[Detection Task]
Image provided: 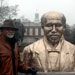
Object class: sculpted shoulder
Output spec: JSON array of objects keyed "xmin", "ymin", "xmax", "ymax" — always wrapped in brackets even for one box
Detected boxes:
[
  {"xmin": 64, "ymin": 40, "xmax": 75, "ymax": 47},
  {"xmin": 63, "ymin": 40, "xmax": 75, "ymax": 53},
  {"xmin": 23, "ymin": 38, "xmax": 44, "ymax": 52}
]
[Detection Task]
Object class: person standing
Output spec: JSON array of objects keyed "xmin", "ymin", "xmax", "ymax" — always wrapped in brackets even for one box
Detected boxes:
[{"xmin": 0, "ymin": 19, "xmax": 37, "ymax": 75}]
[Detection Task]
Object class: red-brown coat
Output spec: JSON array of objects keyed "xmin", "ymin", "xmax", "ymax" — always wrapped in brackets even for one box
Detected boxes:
[{"xmin": 0, "ymin": 35, "xmax": 29, "ymax": 75}]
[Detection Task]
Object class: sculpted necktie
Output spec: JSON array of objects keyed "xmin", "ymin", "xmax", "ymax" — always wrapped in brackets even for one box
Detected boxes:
[{"xmin": 48, "ymin": 51, "xmax": 60, "ymax": 72}]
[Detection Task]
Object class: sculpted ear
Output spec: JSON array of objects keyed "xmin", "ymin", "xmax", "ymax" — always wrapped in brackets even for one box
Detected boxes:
[{"xmin": 63, "ymin": 24, "xmax": 66, "ymax": 32}]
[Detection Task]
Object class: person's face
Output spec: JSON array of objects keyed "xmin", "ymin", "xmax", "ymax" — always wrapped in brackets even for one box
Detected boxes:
[
  {"xmin": 2, "ymin": 28, "xmax": 16, "ymax": 39},
  {"xmin": 42, "ymin": 19, "xmax": 65, "ymax": 44}
]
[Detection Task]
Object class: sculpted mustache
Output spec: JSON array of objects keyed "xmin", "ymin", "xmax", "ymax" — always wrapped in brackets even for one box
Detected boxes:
[{"xmin": 47, "ymin": 34, "xmax": 60, "ymax": 36}]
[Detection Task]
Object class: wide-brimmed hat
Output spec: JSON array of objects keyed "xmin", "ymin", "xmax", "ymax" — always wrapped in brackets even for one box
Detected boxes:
[{"xmin": 0, "ymin": 19, "xmax": 18, "ymax": 31}]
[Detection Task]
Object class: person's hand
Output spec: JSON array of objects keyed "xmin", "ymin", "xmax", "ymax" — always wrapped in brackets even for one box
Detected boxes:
[{"xmin": 26, "ymin": 67, "xmax": 37, "ymax": 75}]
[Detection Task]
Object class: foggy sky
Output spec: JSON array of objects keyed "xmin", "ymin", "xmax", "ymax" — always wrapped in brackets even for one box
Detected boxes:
[{"xmin": 8, "ymin": 0, "xmax": 75, "ymax": 26}]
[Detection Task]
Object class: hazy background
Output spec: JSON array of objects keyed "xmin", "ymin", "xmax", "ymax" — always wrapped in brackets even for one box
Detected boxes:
[{"xmin": 7, "ymin": 0, "xmax": 75, "ymax": 25}]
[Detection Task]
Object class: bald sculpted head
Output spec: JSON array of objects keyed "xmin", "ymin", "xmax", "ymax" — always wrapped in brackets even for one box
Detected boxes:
[
  {"xmin": 41, "ymin": 11, "xmax": 66, "ymax": 28},
  {"xmin": 41, "ymin": 11, "xmax": 66, "ymax": 45}
]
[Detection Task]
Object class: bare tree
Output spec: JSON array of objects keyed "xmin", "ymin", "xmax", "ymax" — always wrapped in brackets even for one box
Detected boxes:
[
  {"xmin": 13, "ymin": 19, "xmax": 25, "ymax": 45},
  {"xmin": 0, "ymin": 0, "xmax": 18, "ymax": 22}
]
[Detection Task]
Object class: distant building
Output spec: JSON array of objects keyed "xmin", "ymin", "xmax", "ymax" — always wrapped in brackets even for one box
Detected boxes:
[
  {"xmin": 22, "ymin": 13, "xmax": 44, "ymax": 46},
  {"xmin": 34, "ymin": 13, "xmax": 39, "ymax": 23}
]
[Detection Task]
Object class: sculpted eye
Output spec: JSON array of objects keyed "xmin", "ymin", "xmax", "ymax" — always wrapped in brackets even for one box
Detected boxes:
[
  {"xmin": 44, "ymin": 23, "xmax": 62, "ymax": 28},
  {"xmin": 45, "ymin": 23, "xmax": 52, "ymax": 27},
  {"xmin": 56, "ymin": 24, "xmax": 62, "ymax": 27}
]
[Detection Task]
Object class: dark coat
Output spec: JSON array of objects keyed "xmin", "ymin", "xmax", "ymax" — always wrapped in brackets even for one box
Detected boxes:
[{"xmin": 0, "ymin": 35, "xmax": 29, "ymax": 75}]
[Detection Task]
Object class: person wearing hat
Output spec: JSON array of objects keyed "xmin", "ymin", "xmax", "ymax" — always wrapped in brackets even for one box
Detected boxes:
[
  {"xmin": 23, "ymin": 11, "xmax": 75, "ymax": 72},
  {"xmin": 0, "ymin": 19, "xmax": 37, "ymax": 75}
]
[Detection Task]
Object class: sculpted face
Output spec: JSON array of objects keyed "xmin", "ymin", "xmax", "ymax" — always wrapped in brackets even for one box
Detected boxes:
[{"xmin": 42, "ymin": 12, "xmax": 66, "ymax": 45}]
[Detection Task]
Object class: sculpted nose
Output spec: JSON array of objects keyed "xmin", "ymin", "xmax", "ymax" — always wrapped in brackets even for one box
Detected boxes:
[{"xmin": 52, "ymin": 25, "xmax": 56, "ymax": 32}]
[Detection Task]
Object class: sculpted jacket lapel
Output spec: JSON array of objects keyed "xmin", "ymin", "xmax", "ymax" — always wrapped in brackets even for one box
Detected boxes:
[
  {"xmin": 60, "ymin": 45, "xmax": 70, "ymax": 71},
  {"xmin": 34, "ymin": 39, "xmax": 48, "ymax": 71},
  {"xmin": 35, "ymin": 48, "xmax": 48, "ymax": 71}
]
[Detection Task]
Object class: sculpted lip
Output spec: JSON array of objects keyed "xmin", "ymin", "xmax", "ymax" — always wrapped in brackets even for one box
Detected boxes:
[
  {"xmin": 51, "ymin": 35, "xmax": 59, "ymax": 36},
  {"xmin": 48, "ymin": 35, "xmax": 60, "ymax": 37},
  {"xmin": 51, "ymin": 36, "xmax": 59, "ymax": 38},
  {"xmin": 48, "ymin": 35, "xmax": 60, "ymax": 39}
]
